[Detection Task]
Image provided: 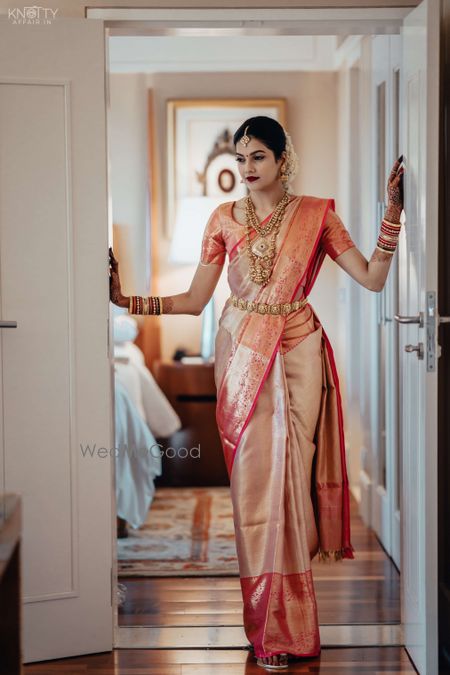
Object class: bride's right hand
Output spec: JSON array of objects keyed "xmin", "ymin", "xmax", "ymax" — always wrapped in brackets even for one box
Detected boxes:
[{"xmin": 109, "ymin": 247, "xmax": 128, "ymax": 308}]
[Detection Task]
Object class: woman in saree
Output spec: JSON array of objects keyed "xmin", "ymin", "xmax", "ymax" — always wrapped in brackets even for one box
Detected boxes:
[{"xmin": 109, "ymin": 116, "xmax": 404, "ymax": 670}]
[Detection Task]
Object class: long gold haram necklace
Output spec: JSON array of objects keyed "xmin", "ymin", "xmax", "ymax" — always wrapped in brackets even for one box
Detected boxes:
[{"xmin": 245, "ymin": 191, "xmax": 290, "ymax": 286}]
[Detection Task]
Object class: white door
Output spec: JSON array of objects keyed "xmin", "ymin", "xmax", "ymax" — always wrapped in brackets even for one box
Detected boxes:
[
  {"xmin": 0, "ymin": 18, "xmax": 115, "ymax": 663},
  {"xmin": 371, "ymin": 34, "xmax": 402, "ymax": 569},
  {"xmin": 371, "ymin": 33, "xmax": 394, "ymax": 557},
  {"xmin": 399, "ymin": 0, "xmax": 440, "ymax": 672}
]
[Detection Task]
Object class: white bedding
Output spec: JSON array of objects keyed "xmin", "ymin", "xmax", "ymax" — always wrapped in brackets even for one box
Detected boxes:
[
  {"xmin": 112, "ymin": 310, "xmax": 181, "ymax": 528},
  {"xmin": 114, "ymin": 379, "xmax": 162, "ymax": 529},
  {"xmin": 114, "ymin": 341, "xmax": 181, "ymax": 438}
]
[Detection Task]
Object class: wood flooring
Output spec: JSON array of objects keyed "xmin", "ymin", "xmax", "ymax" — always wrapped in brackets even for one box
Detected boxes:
[
  {"xmin": 118, "ymin": 494, "xmax": 400, "ymax": 627},
  {"xmin": 23, "ymin": 646, "xmax": 417, "ymax": 673},
  {"xmin": 22, "ymin": 495, "xmax": 410, "ymax": 673}
]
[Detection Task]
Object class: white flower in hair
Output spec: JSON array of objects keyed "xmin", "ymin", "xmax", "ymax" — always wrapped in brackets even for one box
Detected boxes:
[{"xmin": 283, "ymin": 131, "xmax": 299, "ymax": 184}]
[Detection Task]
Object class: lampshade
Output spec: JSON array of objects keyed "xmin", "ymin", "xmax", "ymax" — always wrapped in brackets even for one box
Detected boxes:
[{"xmin": 169, "ymin": 196, "xmax": 222, "ymax": 264}]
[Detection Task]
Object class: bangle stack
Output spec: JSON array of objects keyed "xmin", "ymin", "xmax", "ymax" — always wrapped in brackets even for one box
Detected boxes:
[
  {"xmin": 376, "ymin": 217, "xmax": 402, "ymax": 255},
  {"xmin": 128, "ymin": 296, "xmax": 164, "ymax": 315}
]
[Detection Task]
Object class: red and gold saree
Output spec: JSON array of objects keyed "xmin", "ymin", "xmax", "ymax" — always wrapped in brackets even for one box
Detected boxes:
[{"xmin": 201, "ymin": 195, "xmax": 355, "ymax": 659}]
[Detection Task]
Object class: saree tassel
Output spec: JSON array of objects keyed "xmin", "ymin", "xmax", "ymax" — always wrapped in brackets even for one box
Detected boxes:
[{"xmin": 317, "ymin": 546, "xmax": 355, "ymax": 562}]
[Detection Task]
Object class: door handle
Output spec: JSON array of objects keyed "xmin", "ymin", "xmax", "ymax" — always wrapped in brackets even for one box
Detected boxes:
[
  {"xmin": 405, "ymin": 343, "xmax": 424, "ymax": 359},
  {"xmin": 394, "ymin": 312, "xmax": 424, "ymax": 328},
  {"xmin": 0, "ymin": 321, "xmax": 17, "ymax": 328}
]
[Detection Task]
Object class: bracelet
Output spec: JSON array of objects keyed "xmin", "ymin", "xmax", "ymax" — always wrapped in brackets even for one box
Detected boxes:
[
  {"xmin": 375, "ymin": 245, "xmax": 395, "ymax": 255},
  {"xmin": 382, "ymin": 217, "xmax": 402, "ymax": 229},
  {"xmin": 377, "ymin": 217, "xmax": 402, "ymax": 255},
  {"xmin": 128, "ymin": 295, "xmax": 164, "ymax": 315}
]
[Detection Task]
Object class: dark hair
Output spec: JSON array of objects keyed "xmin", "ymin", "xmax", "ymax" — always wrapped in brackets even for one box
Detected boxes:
[{"xmin": 233, "ymin": 116, "xmax": 286, "ymax": 160}]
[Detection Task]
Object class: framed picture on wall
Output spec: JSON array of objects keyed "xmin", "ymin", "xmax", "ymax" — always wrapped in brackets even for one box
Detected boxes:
[{"xmin": 166, "ymin": 98, "xmax": 286, "ymax": 238}]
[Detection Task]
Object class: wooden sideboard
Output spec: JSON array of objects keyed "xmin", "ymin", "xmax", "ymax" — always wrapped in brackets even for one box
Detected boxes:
[{"xmin": 153, "ymin": 360, "xmax": 229, "ymax": 487}]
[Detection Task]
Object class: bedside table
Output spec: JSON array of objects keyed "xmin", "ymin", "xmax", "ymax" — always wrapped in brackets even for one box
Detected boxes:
[{"xmin": 153, "ymin": 360, "xmax": 229, "ymax": 487}]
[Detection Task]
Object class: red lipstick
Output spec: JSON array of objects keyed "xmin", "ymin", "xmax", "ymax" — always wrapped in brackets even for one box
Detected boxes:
[{"xmin": 246, "ymin": 177, "xmax": 259, "ymax": 183}]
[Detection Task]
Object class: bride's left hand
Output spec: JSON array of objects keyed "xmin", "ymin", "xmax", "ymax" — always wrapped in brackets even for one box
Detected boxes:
[{"xmin": 386, "ymin": 156, "xmax": 404, "ymax": 220}]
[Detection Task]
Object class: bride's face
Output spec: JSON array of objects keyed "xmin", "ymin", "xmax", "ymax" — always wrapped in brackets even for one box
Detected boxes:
[{"xmin": 235, "ymin": 137, "xmax": 284, "ymax": 192}]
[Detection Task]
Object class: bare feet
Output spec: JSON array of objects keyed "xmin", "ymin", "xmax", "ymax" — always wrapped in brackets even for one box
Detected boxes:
[{"xmin": 256, "ymin": 653, "xmax": 288, "ymax": 669}]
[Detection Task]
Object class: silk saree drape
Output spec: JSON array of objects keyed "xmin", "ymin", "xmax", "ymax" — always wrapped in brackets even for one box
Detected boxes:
[{"xmin": 201, "ymin": 195, "xmax": 355, "ymax": 658}]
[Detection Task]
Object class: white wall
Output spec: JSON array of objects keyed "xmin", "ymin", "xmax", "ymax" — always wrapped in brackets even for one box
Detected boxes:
[
  {"xmin": 108, "ymin": 72, "xmax": 150, "ymax": 293},
  {"xmin": 335, "ymin": 36, "xmax": 382, "ymax": 503},
  {"xmin": 0, "ymin": 0, "xmax": 419, "ymax": 19}
]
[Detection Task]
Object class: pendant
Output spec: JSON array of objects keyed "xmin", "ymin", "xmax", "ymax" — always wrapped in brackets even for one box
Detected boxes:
[{"xmin": 251, "ymin": 237, "xmax": 270, "ymax": 258}]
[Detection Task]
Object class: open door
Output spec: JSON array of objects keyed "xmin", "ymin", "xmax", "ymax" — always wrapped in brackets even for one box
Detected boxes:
[
  {"xmin": 398, "ymin": 0, "xmax": 440, "ymax": 672},
  {"xmin": 0, "ymin": 18, "xmax": 114, "ymax": 662}
]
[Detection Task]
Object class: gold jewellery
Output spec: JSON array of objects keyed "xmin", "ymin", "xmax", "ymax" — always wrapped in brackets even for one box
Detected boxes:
[
  {"xmin": 376, "ymin": 218, "xmax": 402, "ymax": 255},
  {"xmin": 128, "ymin": 296, "xmax": 163, "ymax": 315},
  {"xmin": 240, "ymin": 126, "xmax": 251, "ymax": 146},
  {"xmin": 230, "ymin": 294, "xmax": 308, "ymax": 316},
  {"xmin": 245, "ymin": 191, "xmax": 290, "ymax": 286}
]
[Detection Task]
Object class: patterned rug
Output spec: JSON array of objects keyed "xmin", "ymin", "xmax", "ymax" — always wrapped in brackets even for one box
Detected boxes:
[{"xmin": 117, "ymin": 486, "xmax": 239, "ymax": 577}]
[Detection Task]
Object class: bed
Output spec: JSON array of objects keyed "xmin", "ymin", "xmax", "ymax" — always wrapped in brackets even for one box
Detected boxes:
[{"xmin": 113, "ymin": 309, "xmax": 181, "ymax": 530}]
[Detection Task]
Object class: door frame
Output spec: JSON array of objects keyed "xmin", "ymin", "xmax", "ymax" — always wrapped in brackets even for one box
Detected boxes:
[{"xmin": 88, "ymin": 3, "xmax": 438, "ymax": 667}]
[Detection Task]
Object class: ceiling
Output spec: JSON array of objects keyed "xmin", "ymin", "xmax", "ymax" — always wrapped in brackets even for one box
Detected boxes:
[{"xmin": 108, "ymin": 35, "xmax": 341, "ymax": 73}]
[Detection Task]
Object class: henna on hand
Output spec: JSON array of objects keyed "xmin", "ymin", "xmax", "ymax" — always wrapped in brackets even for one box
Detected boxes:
[
  {"xmin": 386, "ymin": 156, "xmax": 404, "ymax": 216},
  {"xmin": 109, "ymin": 247, "xmax": 127, "ymax": 307}
]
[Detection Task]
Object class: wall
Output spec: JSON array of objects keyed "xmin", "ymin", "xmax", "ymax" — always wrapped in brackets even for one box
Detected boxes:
[
  {"xmin": 0, "ymin": 0, "xmax": 420, "ymax": 19},
  {"xmin": 335, "ymin": 35, "xmax": 383, "ymax": 503},
  {"xmin": 108, "ymin": 73, "xmax": 150, "ymax": 292},
  {"xmin": 108, "ymin": 69, "xmax": 345, "ymax": 362}
]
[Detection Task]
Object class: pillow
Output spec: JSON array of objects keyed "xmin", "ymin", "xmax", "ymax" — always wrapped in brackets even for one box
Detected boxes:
[{"xmin": 113, "ymin": 312, "xmax": 138, "ymax": 344}]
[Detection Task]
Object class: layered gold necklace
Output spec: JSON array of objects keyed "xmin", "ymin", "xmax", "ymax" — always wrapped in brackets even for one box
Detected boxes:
[{"xmin": 245, "ymin": 191, "xmax": 290, "ymax": 286}]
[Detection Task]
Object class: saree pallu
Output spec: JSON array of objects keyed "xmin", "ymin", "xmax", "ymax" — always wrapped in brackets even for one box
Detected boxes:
[{"xmin": 203, "ymin": 195, "xmax": 355, "ymax": 659}]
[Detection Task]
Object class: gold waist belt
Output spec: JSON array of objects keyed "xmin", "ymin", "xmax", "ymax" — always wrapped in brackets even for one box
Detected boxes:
[{"xmin": 230, "ymin": 294, "xmax": 309, "ymax": 316}]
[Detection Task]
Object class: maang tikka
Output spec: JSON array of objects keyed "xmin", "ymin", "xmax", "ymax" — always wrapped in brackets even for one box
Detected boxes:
[{"xmin": 240, "ymin": 126, "xmax": 251, "ymax": 147}]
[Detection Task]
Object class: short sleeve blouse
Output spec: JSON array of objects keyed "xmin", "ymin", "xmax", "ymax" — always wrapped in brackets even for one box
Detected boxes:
[
  {"xmin": 320, "ymin": 208, "xmax": 356, "ymax": 261},
  {"xmin": 200, "ymin": 206, "xmax": 226, "ymax": 265}
]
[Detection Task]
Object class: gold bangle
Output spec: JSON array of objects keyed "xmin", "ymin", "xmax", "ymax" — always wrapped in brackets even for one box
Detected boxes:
[
  {"xmin": 128, "ymin": 296, "xmax": 133, "ymax": 314},
  {"xmin": 382, "ymin": 218, "xmax": 401, "ymax": 228},
  {"xmin": 376, "ymin": 245, "xmax": 395, "ymax": 255},
  {"xmin": 159, "ymin": 296, "xmax": 164, "ymax": 315},
  {"xmin": 378, "ymin": 232, "xmax": 400, "ymax": 242}
]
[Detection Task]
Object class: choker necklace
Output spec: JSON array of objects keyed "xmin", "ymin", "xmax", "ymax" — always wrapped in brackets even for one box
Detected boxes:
[{"xmin": 245, "ymin": 191, "xmax": 290, "ymax": 286}]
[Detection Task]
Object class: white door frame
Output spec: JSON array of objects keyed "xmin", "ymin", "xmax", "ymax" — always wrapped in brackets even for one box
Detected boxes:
[{"xmin": 88, "ymin": 5, "xmax": 438, "ymax": 671}]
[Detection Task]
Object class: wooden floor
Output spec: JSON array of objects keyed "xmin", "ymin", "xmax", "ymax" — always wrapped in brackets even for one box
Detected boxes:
[
  {"xmin": 23, "ymin": 646, "xmax": 417, "ymax": 673},
  {"xmin": 119, "ymin": 495, "xmax": 400, "ymax": 626},
  {"xmin": 23, "ymin": 496, "xmax": 407, "ymax": 673}
]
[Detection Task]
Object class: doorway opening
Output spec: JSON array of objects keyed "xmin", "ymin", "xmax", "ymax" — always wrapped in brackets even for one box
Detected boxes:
[{"xmin": 94, "ymin": 7, "xmax": 438, "ymax": 671}]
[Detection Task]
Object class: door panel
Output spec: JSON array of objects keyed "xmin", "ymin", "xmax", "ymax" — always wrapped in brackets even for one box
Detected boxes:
[
  {"xmin": 400, "ymin": 0, "xmax": 439, "ymax": 672},
  {"xmin": 0, "ymin": 19, "xmax": 114, "ymax": 662}
]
